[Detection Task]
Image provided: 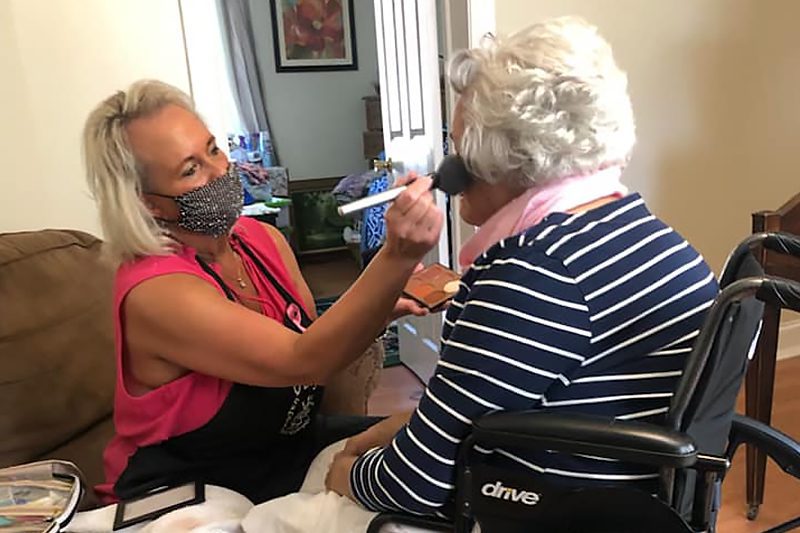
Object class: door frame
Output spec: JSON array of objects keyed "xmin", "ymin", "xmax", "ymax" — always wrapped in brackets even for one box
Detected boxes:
[
  {"xmin": 375, "ymin": 0, "xmax": 495, "ymax": 383},
  {"xmin": 441, "ymin": 0, "xmax": 496, "ymax": 265}
]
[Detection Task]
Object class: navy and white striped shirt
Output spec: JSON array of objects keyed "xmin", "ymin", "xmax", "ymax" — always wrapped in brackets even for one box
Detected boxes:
[{"xmin": 350, "ymin": 194, "xmax": 718, "ymax": 516}]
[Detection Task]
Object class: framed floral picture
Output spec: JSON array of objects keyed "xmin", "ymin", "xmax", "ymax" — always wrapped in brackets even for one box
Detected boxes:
[{"xmin": 270, "ymin": 0, "xmax": 358, "ymax": 72}]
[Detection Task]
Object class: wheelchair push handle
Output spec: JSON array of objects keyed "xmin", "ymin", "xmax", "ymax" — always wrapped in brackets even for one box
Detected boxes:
[
  {"xmin": 762, "ymin": 231, "xmax": 800, "ymax": 258},
  {"xmin": 719, "ymin": 231, "xmax": 800, "ymax": 288},
  {"xmin": 757, "ymin": 277, "xmax": 800, "ymax": 312}
]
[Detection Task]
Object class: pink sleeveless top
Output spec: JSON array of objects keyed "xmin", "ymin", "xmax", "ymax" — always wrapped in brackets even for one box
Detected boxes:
[{"xmin": 96, "ymin": 217, "xmax": 309, "ymax": 502}]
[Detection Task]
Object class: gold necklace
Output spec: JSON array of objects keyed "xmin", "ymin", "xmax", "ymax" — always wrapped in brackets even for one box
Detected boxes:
[{"xmin": 233, "ymin": 253, "xmax": 247, "ymax": 289}]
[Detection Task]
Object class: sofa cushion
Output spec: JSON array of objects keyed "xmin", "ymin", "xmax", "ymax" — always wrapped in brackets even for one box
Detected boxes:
[
  {"xmin": 0, "ymin": 230, "xmax": 114, "ymax": 477},
  {"xmin": 46, "ymin": 416, "xmax": 115, "ymax": 496}
]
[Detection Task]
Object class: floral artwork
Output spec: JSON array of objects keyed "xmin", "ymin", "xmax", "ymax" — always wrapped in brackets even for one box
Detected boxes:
[{"xmin": 270, "ymin": 0, "xmax": 358, "ymax": 72}]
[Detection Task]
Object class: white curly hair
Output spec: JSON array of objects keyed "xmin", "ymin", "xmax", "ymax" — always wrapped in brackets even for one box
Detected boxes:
[{"xmin": 449, "ymin": 16, "xmax": 636, "ymax": 187}]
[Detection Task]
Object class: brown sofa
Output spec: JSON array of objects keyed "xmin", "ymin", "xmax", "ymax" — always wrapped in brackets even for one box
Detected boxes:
[{"xmin": 0, "ymin": 229, "xmax": 382, "ymax": 493}]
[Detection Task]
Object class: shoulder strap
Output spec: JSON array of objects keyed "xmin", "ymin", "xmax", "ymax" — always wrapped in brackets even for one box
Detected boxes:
[
  {"xmin": 234, "ymin": 235, "xmax": 309, "ymax": 315},
  {"xmin": 195, "ymin": 255, "xmax": 237, "ymax": 302},
  {"xmin": 194, "ymin": 236, "xmax": 312, "ymax": 326}
]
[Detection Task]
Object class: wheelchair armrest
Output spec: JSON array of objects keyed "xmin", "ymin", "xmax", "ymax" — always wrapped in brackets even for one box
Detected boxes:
[
  {"xmin": 472, "ymin": 411, "xmax": 697, "ymax": 468},
  {"xmin": 728, "ymin": 414, "xmax": 800, "ymax": 479},
  {"xmin": 366, "ymin": 513, "xmax": 450, "ymax": 533}
]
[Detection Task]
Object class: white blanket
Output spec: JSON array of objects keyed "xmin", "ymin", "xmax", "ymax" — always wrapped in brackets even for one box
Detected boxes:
[
  {"xmin": 241, "ymin": 440, "xmax": 437, "ymax": 533},
  {"xmin": 66, "ymin": 441, "xmax": 439, "ymax": 533}
]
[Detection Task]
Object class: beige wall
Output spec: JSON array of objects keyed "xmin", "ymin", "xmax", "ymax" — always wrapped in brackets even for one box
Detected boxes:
[
  {"xmin": 0, "ymin": 0, "xmax": 191, "ymax": 237},
  {"xmin": 495, "ymin": 0, "xmax": 800, "ymax": 273}
]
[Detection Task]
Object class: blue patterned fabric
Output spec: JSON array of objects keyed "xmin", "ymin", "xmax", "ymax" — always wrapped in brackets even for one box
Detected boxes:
[{"xmin": 360, "ymin": 174, "xmax": 390, "ymax": 254}]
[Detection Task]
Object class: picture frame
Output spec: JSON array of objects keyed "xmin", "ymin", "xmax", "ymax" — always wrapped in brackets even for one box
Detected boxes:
[{"xmin": 269, "ymin": 0, "xmax": 358, "ymax": 73}]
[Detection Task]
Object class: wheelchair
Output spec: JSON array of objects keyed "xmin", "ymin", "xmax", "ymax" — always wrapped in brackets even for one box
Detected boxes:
[{"xmin": 368, "ymin": 232, "xmax": 800, "ymax": 533}]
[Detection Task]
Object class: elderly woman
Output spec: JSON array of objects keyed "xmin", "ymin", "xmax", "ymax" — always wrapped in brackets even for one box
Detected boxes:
[
  {"xmin": 82, "ymin": 80, "xmax": 443, "ymax": 504},
  {"xmin": 325, "ymin": 17, "xmax": 718, "ymax": 518}
]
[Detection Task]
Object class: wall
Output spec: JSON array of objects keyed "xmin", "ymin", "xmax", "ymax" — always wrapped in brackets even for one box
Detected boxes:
[
  {"xmin": 247, "ymin": 0, "xmax": 379, "ymax": 180},
  {"xmin": 0, "ymin": 0, "xmax": 191, "ymax": 236},
  {"xmin": 495, "ymin": 0, "xmax": 800, "ymax": 356}
]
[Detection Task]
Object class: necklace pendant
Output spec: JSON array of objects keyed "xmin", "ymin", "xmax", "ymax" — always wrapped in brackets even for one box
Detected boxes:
[{"xmin": 237, "ymin": 278, "xmax": 247, "ymax": 289}]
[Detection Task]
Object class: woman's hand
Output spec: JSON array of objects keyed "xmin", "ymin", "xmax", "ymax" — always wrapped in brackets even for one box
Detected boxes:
[
  {"xmin": 382, "ymin": 174, "xmax": 443, "ymax": 265},
  {"xmin": 343, "ymin": 411, "xmax": 414, "ymax": 457},
  {"xmin": 325, "ymin": 450, "xmax": 357, "ymax": 500},
  {"xmin": 327, "ymin": 412, "xmax": 414, "ymax": 498},
  {"xmin": 389, "ymin": 297, "xmax": 429, "ymax": 322},
  {"xmin": 388, "ymin": 263, "xmax": 428, "ymax": 321}
]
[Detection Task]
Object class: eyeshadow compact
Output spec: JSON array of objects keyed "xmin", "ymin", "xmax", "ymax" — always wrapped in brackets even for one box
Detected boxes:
[{"xmin": 402, "ymin": 263, "xmax": 462, "ymax": 310}]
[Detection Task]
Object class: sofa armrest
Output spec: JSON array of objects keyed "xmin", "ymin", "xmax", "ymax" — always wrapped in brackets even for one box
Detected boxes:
[
  {"xmin": 472, "ymin": 411, "xmax": 697, "ymax": 468},
  {"xmin": 728, "ymin": 414, "xmax": 800, "ymax": 479}
]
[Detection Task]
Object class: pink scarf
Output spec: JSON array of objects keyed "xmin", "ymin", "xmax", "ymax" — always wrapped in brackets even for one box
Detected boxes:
[{"xmin": 458, "ymin": 166, "xmax": 628, "ymax": 270}]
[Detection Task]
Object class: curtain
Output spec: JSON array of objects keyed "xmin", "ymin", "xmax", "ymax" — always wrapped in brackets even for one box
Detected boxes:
[{"xmin": 217, "ymin": 0, "xmax": 279, "ymax": 164}]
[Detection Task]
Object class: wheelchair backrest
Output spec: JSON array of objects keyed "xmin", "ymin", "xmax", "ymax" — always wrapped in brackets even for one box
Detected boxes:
[
  {"xmin": 677, "ymin": 252, "xmax": 764, "ymax": 455},
  {"xmin": 669, "ymin": 232, "xmax": 800, "ymax": 454},
  {"xmin": 664, "ymin": 232, "xmax": 800, "ymax": 523}
]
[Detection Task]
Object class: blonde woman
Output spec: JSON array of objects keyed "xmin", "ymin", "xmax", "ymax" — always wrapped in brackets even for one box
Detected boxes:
[{"xmin": 83, "ymin": 80, "xmax": 442, "ymax": 504}]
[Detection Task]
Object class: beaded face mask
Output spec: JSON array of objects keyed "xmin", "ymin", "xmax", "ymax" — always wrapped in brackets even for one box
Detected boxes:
[{"xmin": 149, "ymin": 164, "xmax": 244, "ymax": 237}]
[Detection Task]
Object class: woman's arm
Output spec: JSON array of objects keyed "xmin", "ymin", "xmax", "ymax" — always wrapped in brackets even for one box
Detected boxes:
[{"xmin": 125, "ymin": 176, "xmax": 443, "ymax": 388}]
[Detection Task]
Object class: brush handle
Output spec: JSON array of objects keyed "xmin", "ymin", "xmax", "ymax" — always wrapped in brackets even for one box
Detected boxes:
[{"xmin": 337, "ymin": 186, "xmax": 406, "ymax": 216}]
